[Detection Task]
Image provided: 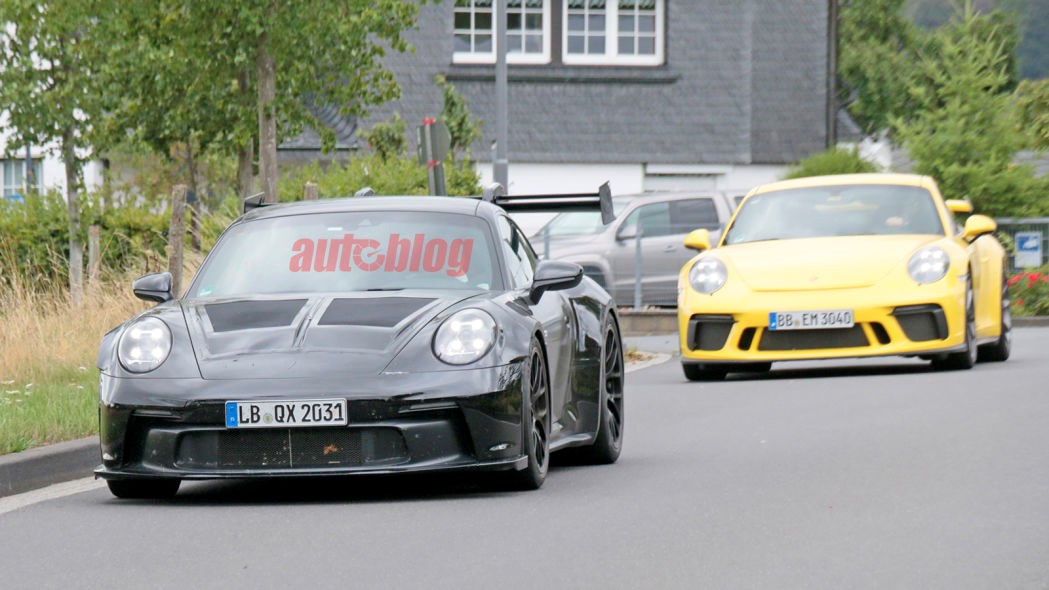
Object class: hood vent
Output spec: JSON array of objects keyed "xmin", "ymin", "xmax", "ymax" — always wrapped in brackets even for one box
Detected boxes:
[
  {"xmin": 205, "ymin": 299, "xmax": 307, "ymax": 332},
  {"xmin": 319, "ymin": 297, "xmax": 435, "ymax": 328}
]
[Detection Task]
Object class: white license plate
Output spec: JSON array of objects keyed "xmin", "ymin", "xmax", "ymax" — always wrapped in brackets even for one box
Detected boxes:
[
  {"xmin": 768, "ymin": 309, "xmax": 854, "ymax": 331},
  {"xmin": 224, "ymin": 399, "xmax": 348, "ymax": 429}
]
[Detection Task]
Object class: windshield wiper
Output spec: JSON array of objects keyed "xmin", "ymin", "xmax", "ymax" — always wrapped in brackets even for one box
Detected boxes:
[{"xmin": 364, "ymin": 287, "xmax": 405, "ymax": 291}]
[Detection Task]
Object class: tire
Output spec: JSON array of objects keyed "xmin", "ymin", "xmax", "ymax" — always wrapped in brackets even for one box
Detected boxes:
[
  {"xmin": 682, "ymin": 362, "xmax": 728, "ymax": 381},
  {"xmin": 504, "ymin": 337, "xmax": 551, "ymax": 490},
  {"xmin": 575, "ymin": 317, "xmax": 625, "ymax": 465},
  {"xmin": 106, "ymin": 478, "xmax": 180, "ymax": 499},
  {"xmin": 932, "ymin": 276, "xmax": 977, "ymax": 371},
  {"xmin": 978, "ymin": 272, "xmax": 1012, "ymax": 362}
]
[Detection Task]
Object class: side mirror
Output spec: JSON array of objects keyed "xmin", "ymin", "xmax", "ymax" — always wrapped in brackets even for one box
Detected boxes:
[
  {"xmin": 133, "ymin": 272, "xmax": 174, "ymax": 303},
  {"xmin": 529, "ymin": 261, "xmax": 583, "ymax": 304},
  {"xmin": 683, "ymin": 228, "xmax": 712, "ymax": 251},
  {"xmin": 616, "ymin": 225, "xmax": 638, "ymax": 241},
  {"xmin": 946, "ymin": 199, "xmax": 973, "ymax": 214},
  {"xmin": 962, "ymin": 214, "xmax": 996, "ymax": 242}
]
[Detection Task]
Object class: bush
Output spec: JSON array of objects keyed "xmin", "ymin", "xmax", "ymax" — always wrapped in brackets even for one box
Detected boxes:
[
  {"xmin": 277, "ymin": 153, "xmax": 481, "ymax": 200},
  {"xmin": 1008, "ymin": 267, "xmax": 1049, "ymax": 317},
  {"xmin": 783, "ymin": 147, "xmax": 879, "ymax": 180}
]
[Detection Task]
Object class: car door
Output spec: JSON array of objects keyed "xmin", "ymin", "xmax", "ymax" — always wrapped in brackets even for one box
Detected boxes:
[
  {"xmin": 497, "ymin": 216, "xmax": 575, "ymax": 437},
  {"xmin": 611, "ymin": 197, "xmax": 725, "ymax": 306}
]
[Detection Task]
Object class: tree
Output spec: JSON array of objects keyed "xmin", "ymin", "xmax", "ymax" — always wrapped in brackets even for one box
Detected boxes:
[
  {"xmin": 1015, "ymin": 79, "xmax": 1049, "ymax": 149},
  {"xmin": 893, "ymin": 4, "xmax": 1038, "ymax": 215},
  {"xmin": 784, "ymin": 147, "xmax": 878, "ymax": 180},
  {"xmin": 0, "ymin": 0, "xmax": 108, "ymax": 304},
  {"xmin": 838, "ymin": 0, "xmax": 923, "ymax": 135},
  {"xmin": 436, "ymin": 74, "xmax": 483, "ymax": 159},
  {"xmin": 97, "ymin": 1, "xmax": 425, "ymax": 204}
]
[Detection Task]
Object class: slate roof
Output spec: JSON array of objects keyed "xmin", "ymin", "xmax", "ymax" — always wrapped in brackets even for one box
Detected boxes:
[{"xmin": 283, "ymin": 1, "xmax": 833, "ymax": 166}]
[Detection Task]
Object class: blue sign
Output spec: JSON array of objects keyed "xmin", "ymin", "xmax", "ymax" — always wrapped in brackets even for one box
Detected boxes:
[{"xmin": 1015, "ymin": 231, "xmax": 1043, "ymax": 268}]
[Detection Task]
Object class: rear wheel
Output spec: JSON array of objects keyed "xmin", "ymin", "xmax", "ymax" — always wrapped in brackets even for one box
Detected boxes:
[
  {"xmin": 932, "ymin": 277, "xmax": 977, "ymax": 371},
  {"xmin": 978, "ymin": 272, "xmax": 1012, "ymax": 362},
  {"xmin": 576, "ymin": 318, "xmax": 624, "ymax": 464},
  {"xmin": 504, "ymin": 337, "xmax": 550, "ymax": 490},
  {"xmin": 106, "ymin": 478, "xmax": 180, "ymax": 499},
  {"xmin": 682, "ymin": 362, "xmax": 728, "ymax": 381}
]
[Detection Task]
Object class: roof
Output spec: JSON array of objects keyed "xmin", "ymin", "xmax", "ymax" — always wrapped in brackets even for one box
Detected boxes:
[
  {"xmin": 750, "ymin": 173, "xmax": 934, "ymax": 195},
  {"xmin": 241, "ymin": 196, "xmax": 485, "ymax": 222}
]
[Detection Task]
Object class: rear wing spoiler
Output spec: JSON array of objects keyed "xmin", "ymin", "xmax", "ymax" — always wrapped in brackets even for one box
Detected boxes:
[{"xmin": 481, "ymin": 182, "xmax": 614, "ymax": 225}]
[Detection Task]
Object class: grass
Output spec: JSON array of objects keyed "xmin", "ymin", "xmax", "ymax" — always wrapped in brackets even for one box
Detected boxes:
[{"xmin": 0, "ymin": 279, "xmax": 149, "ymax": 455}]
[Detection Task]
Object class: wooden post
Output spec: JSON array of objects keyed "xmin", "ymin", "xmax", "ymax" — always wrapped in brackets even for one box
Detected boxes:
[
  {"xmin": 87, "ymin": 225, "xmax": 101, "ymax": 288},
  {"xmin": 168, "ymin": 185, "xmax": 187, "ymax": 297},
  {"xmin": 303, "ymin": 181, "xmax": 318, "ymax": 201}
]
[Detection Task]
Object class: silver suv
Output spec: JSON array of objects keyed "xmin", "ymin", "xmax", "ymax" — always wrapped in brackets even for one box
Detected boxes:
[{"xmin": 529, "ymin": 191, "xmax": 736, "ymax": 307}]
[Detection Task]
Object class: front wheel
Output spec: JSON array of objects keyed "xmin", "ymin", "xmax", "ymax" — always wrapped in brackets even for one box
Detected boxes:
[
  {"xmin": 932, "ymin": 277, "xmax": 977, "ymax": 371},
  {"xmin": 106, "ymin": 478, "xmax": 180, "ymax": 499},
  {"xmin": 575, "ymin": 318, "xmax": 625, "ymax": 464},
  {"xmin": 503, "ymin": 337, "xmax": 551, "ymax": 490},
  {"xmin": 978, "ymin": 271, "xmax": 1012, "ymax": 362}
]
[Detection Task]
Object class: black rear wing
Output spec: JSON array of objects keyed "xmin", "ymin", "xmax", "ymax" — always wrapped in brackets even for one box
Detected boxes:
[{"xmin": 481, "ymin": 182, "xmax": 614, "ymax": 225}]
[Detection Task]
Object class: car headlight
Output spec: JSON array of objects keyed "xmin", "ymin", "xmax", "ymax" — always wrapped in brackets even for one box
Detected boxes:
[
  {"xmin": 117, "ymin": 317, "xmax": 172, "ymax": 373},
  {"xmin": 433, "ymin": 309, "xmax": 497, "ymax": 365},
  {"xmin": 908, "ymin": 246, "xmax": 949, "ymax": 284},
  {"xmin": 688, "ymin": 258, "xmax": 727, "ymax": 294}
]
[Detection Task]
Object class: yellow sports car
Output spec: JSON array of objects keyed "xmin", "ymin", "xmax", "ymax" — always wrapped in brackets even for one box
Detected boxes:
[{"xmin": 677, "ymin": 173, "xmax": 1011, "ymax": 381}]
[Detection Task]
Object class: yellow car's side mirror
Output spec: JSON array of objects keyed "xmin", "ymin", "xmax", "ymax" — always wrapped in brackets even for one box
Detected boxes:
[
  {"xmin": 684, "ymin": 228, "xmax": 712, "ymax": 251},
  {"xmin": 946, "ymin": 199, "xmax": 974, "ymax": 214},
  {"xmin": 962, "ymin": 214, "xmax": 996, "ymax": 242}
]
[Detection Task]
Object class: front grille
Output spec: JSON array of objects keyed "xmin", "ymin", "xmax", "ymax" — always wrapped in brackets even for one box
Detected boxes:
[
  {"xmin": 687, "ymin": 314, "xmax": 734, "ymax": 351},
  {"xmin": 893, "ymin": 304, "xmax": 947, "ymax": 341},
  {"xmin": 176, "ymin": 427, "xmax": 408, "ymax": 470},
  {"xmin": 758, "ymin": 325, "xmax": 869, "ymax": 351}
]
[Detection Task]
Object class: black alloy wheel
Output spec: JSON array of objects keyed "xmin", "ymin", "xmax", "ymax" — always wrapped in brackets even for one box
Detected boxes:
[
  {"xmin": 576, "ymin": 319, "xmax": 625, "ymax": 464},
  {"xmin": 107, "ymin": 478, "xmax": 180, "ymax": 499},
  {"xmin": 505, "ymin": 337, "xmax": 550, "ymax": 490},
  {"xmin": 978, "ymin": 271, "xmax": 1012, "ymax": 362},
  {"xmin": 932, "ymin": 276, "xmax": 977, "ymax": 371}
]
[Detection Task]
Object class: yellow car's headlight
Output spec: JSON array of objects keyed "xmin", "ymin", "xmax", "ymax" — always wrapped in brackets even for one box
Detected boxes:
[
  {"xmin": 688, "ymin": 258, "xmax": 727, "ymax": 294},
  {"xmin": 908, "ymin": 246, "xmax": 949, "ymax": 284}
]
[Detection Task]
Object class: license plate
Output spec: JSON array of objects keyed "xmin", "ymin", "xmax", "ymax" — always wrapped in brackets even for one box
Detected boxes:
[
  {"xmin": 224, "ymin": 399, "xmax": 348, "ymax": 429},
  {"xmin": 768, "ymin": 309, "xmax": 854, "ymax": 331}
]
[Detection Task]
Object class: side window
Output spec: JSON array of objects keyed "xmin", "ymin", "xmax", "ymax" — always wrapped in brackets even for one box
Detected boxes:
[
  {"xmin": 670, "ymin": 198, "xmax": 720, "ymax": 233},
  {"xmin": 621, "ymin": 202, "xmax": 671, "ymax": 238},
  {"xmin": 497, "ymin": 216, "xmax": 537, "ymax": 289}
]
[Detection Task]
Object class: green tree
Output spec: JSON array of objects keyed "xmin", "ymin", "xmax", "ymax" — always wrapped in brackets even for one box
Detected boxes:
[
  {"xmin": 784, "ymin": 147, "xmax": 878, "ymax": 180},
  {"xmin": 436, "ymin": 74, "xmax": 483, "ymax": 159},
  {"xmin": 0, "ymin": 0, "xmax": 109, "ymax": 304},
  {"xmin": 97, "ymin": 0, "xmax": 425, "ymax": 203},
  {"xmin": 361, "ymin": 114, "xmax": 408, "ymax": 162},
  {"xmin": 838, "ymin": 0, "xmax": 923, "ymax": 135},
  {"xmin": 1015, "ymin": 79, "xmax": 1049, "ymax": 149},
  {"xmin": 894, "ymin": 4, "xmax": 1038, "ymax": 215}
]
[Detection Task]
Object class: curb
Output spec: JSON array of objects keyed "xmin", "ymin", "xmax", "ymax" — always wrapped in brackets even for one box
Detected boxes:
[{"xmin": 0, "ymin": 436, "xmax": 99, "ymax": 499}]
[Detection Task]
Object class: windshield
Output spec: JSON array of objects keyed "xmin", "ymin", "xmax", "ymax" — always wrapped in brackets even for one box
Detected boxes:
[
  {"xmin": 531, "ymin": 199, "xmax": 632, "ymax": 238},
  {"xmin": 189, "ymin": 211, "xmax": 499, "ymax": 298},
  {"xmin": 723, "ymin": 185, "xmax": 944, "ymax": 245}
]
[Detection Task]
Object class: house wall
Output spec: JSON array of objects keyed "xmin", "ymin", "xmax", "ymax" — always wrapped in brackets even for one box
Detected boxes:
[{"xmin": 0, "ymin": 115, "xmax": 103, "ymax": 198}]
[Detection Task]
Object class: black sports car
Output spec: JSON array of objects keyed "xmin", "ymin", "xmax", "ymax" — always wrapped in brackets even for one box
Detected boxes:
[{"xmin": 96, "ymin": 186, "xmax": 625, "ymax": 498}]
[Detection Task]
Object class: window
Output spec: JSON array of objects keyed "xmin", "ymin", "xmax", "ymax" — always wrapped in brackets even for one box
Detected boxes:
[
  {"xmin": 670, "ymin": 199, "xmax": 720, "ymax": 233},
  {"xmin": 496, "ymin": 216, "xmax": 537, "ymax": 288},
  {"xmin": 2, "ymin": 159, "xmax": 42, "ymax": 199},
  {"xmin": 454, "ymin": 0, "xmax": 551, "ymax": 65},
  {"xmin": 564, "ymin": 0, "xmax": 664, "ymax": 66},
  {"xmin": 621, "ymin": 202, "xmax": 671, "ymax": 238}
]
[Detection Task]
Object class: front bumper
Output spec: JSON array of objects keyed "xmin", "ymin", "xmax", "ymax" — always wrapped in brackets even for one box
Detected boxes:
[
  {"xmin": 678, "ymin": 282, "xmax": 967, "ymax": 363},
  {"xmin": 96, "ymin": 363, "xmax": 527, "ymax": 480}
]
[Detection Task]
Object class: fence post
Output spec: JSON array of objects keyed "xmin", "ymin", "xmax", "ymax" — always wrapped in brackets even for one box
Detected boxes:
[
  {"xmin": 303, "ymin": 181, "xmax": 318, "ymax": 201},
  {"xmin": 168, "ymin": 185, "xmax": 187, "ymax": 297},
  {"xmin": 87, "ymin": 225, "xmax": 100, "ymax": 288}
]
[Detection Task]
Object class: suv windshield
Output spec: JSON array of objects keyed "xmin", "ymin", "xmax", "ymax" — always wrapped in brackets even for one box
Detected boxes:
[
  {"xmin": 190, "ymin": 211, "xmax": 498, "ymax": 298},
  {"xmin": 532, "ymin": 199, "xmax": 632, "ymax": 238},
  {"xmin": 723, "ymin": 185, "xmax": 944, "ymax": 245}
]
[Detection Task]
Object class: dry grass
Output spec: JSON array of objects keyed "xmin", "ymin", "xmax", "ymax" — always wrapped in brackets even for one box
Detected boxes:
[{"xmin": 0, "ymin": 279, "xmax": 151, "ymax": 454}]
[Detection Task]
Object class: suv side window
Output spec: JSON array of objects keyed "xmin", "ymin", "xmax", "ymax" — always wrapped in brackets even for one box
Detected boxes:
[
  {"xmin": 670, "ymin": 198, "xmax": 720, "ymax": 233},
  {"xmin": 621, "ymin": 202, "xmax": 672, "ymax": 238},
  {"xmin": 497, "ymin": 216, "xmax": 537, "ymax": 289}
]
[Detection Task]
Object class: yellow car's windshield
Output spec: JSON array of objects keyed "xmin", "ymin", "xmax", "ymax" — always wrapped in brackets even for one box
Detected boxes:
[{"xmin": 724, "ymin": 185, "xmax": 944, "ymax": 245}]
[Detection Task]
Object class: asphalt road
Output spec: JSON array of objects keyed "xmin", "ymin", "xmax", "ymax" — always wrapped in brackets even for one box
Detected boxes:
[{"xmin": 3, "ymin": 330, "xmax": 1049, "ymax": 589}]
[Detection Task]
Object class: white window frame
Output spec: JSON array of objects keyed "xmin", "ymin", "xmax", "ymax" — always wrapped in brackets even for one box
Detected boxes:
[
  {"xmin": 1, "ymin": 158, "xmax": 42, "ymax": 197},
  {"xmin": 453, "ymin": 1, "xmax": 552, "ymax": 65},
  {"xmin": 562, "ymin": 0, "xmax": 665, "ymax": 66}
]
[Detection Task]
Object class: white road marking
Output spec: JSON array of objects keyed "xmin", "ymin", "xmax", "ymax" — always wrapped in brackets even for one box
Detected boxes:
[{"xmin": 0, "ymin": 477, "xmax": 104, "ymax": 517}]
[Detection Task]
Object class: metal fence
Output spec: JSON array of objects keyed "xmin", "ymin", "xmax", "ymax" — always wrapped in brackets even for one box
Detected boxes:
[{"xmin": 995, "ymin": 218, "xmax": 1049, "ymax": 273}]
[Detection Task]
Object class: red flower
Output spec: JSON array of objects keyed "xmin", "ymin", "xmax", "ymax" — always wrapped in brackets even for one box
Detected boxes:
[
  {"xmin": 1018, "ymin": 299, "xmax": 1025, "ymax": 306},
  {"xmin": 1008, "ymin": 275, "xmax": 1022, "ymax": 286}
]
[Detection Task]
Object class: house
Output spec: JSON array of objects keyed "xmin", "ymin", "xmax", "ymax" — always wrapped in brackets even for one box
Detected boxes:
[
  {"xmin": 0, "ymin": 114, "xmax": 103, "ymax": 202},
  {"xmin": 283, "ymin": 0, "xmax": 847, "ymax": 196}
]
